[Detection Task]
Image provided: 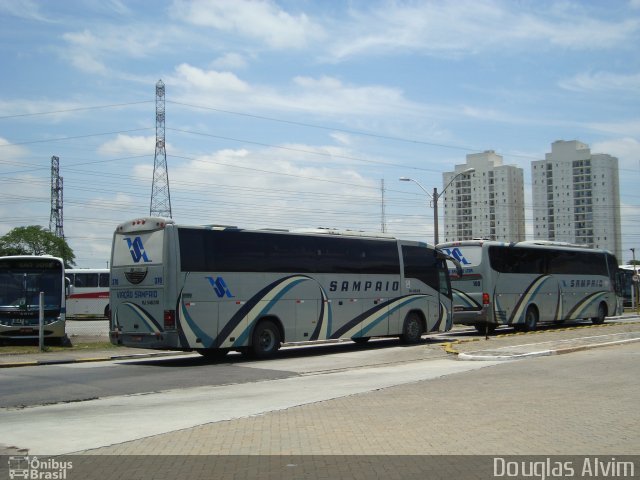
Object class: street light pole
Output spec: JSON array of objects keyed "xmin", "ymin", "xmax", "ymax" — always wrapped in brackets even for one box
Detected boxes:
[
  {"xmin": 432, "ymin": 186, "xmax": 440, "ymax": 245},
  {"xmin": 400, "ymin": 167, "xmax": 474, "ymax": 245}
]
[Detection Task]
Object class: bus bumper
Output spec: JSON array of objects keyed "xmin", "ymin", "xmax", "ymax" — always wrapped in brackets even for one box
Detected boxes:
[
  {"xmin": 110, "ymin": 330, "xmax": 183, "ymax": 350},
  {"xmin": 452, "ymin": 305, "xmax": 491, "ymax": 326}
]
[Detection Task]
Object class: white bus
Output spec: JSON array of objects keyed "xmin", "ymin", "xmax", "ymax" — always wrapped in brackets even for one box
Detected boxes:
[
  {"xmin": 66, "ymin": 268, "xmax": 110, "ymax": 319},
  {"xmin": 619, "ymin": 264, "xmax": 639, "ymax": 308},
  {"xmin": 438, "ymin": 240, "xmax": 621, "ymax": 333},
  {"xmin": 109, "ymin": 218, "xmax": 459, "ymax": 358},
  {"xmin": 0, "ymin": 255, "xmax": 67, "ymax": 343}
]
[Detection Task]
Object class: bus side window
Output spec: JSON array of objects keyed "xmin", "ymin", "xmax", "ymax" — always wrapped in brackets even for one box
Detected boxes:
[{"xmin": 99, "ymin": 273, "xmax": 110, "ymax": 288}]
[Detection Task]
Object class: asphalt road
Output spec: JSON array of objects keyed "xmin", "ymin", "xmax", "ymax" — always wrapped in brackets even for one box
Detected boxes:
[{"xmin": 0, "ymin": 337, "xmax": 448, "ymax": 408}]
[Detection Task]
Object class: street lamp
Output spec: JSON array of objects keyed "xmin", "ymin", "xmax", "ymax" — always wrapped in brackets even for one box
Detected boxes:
[{"xmin": 399, "ymin": 167, "xmax": 475, "ymax": 245}]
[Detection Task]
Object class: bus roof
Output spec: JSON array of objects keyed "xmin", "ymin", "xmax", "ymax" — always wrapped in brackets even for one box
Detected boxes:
[
  {"xmin": 439, "ymin": 239, "xmax": 609, "ymax": 252},
  {"xmin": 115, "ymin": 217, "xmax": 429, "ymax": 244}
]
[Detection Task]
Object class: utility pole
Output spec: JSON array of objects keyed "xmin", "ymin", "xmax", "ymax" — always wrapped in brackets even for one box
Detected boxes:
[
  {"xmin": 150, "ymin": 79, "xmax": 172, "ymax": 218},
  {"xmin": 49, "ymin": 155, "xmax": 64, "ymax": 238},
  {"xmin": 399, "ymin": 167, "xmax": 474, "ymax": 245}
]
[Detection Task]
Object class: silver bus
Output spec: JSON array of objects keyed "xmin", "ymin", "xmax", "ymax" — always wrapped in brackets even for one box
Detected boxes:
[
  {"xmin": 0, "ymin": 255, "xmax": 67, "ymax": 343},
  {"xmin": 438, "ymin": 240, "xmax": 621, "ymax": 333},
  {"xmin": 109, "ymin": 218, "xmax": 458, "ymax": 358}
]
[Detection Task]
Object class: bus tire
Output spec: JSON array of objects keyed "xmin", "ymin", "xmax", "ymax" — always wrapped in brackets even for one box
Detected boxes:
[
  {"xmin": 522, "ymin": 306, "xmax": 538, "ymax": 332},
  {"xmin": 400, "ymin": 313, "xmax": 423, "ymax": 344},
  {"xmin": 251, "ymin": 319, "xmax": 281, "ymax": 358},
  {"xmin": 591, "ymin": 303, "xmax": 607, "ymax": 325}
]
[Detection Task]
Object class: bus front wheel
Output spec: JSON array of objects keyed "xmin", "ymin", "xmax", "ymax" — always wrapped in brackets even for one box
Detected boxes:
[
  {"xmin": 400, "ymin": 313, "xmax": 423, "ymax": 344},
  {"xmin": 251, "ymin": 320, "xmax": 281, "ymax": 358}
]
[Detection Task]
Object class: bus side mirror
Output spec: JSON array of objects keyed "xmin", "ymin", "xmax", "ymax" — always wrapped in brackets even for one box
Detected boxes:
[{"xmin": 65, "ymin": 277, "xmax": 72, "ymax": 298}]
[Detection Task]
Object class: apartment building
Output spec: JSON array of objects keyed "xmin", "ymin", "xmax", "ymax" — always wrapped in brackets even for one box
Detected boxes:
[
  {"xmin": 531, "ymin": 140, "xmax": 621, "ymax": 260},
  {"xmin": 442, "ymin": 150, "xmax": 525, "ymax": 243}
]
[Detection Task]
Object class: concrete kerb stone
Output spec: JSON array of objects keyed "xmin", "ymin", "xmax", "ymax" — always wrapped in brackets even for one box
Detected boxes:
[
  {"xmin": 445, "ymin": 321, "xmax": 640, "ymax": 361},
  {"xmin": 0, "ymin": 350, "xmax": 190, "ymax": 369}
]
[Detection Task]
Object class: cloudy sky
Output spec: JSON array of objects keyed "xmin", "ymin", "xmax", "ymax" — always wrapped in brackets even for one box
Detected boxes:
[{"xmin": 1, "ymin": 0, "xmax": 639, "ymax": 267}]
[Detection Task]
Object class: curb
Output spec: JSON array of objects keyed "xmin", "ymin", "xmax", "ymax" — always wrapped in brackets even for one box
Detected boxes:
[
  {"xmin": 0, "ymin": 351, "xmax": 190, "ymax": 369},
  {"xmin": 443, "ymin": 320, "xmax": 640, "ymax": 361},
  {"xmin": 456, "ymin": 335, "xmax": 640, "ymax": 361}
]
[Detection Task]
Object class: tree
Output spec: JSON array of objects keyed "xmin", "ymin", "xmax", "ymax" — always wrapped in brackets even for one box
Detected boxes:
[{"xmin": 0, "ymin": 226, "xmax": 76, "ymax": 267}]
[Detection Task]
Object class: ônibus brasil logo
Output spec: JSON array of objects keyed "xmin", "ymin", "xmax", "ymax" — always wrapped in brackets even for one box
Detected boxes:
[
  {"xmin": 124, "ymin": 236, "xmax": 151, "ymax": 263},
  {"xmin": 206, "ymin": 276, "xmax": 234, "ymax": 298}
]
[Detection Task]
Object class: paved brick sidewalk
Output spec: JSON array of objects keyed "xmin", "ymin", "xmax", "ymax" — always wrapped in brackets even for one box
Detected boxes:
[{"xmin": 73, "ymin": 325, "xmax": 640, "ymax": 457}]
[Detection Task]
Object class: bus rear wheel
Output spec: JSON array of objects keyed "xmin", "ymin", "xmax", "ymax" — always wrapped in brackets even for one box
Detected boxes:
[
  {"xmin": 251, "ymin": 320, "xmax": 281, "ymax": 358},
  {"xmin": 591, "ymin": 303, "xmax": 607, "ymax": 325},
  {"xmin": 516, "ymin": 306, "xmax": 538, "ymax": 332},
  {"xmin": 400, "ymin": 313, "xmax": 423, "ymax": 344}
]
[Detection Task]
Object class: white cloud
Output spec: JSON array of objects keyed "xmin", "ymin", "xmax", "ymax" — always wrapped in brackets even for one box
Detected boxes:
[
  {"xmin": 591, "ymin": 137, "xmax": 640, "ymax": 171},
  {"xmin": 559, "ymin": 71, "xmax": 640, "ymax": 93},
  {"xmin": 173, "ymin": 63, "xmax": 250, "ymax": 93},
  {"xmin": 169, "ymin": 64, "xmax": 426, "ymax": 120},
  {"xmin": 97, "ymin": 135, "xmax": 156, "ymax": 156},
  {"xmin": 59, "ymin": 24, "xmax": 164, "ymax": 74},
  {"xmin": 0, "ymin": 0, "xmax": 50, "ymax": 21},
  {"xmin": 210, "ymin": 52, "xmax": 249, "ymax": 70},
  {"xmin": 325, "ymin": 1, "xmax": 640, "ymax": 61},
  {"xmin": 170, "ymin": 0, "xmax": 325, "ymax": 49},
  {"xmin": 586, "ymin": 120, "xmax": 640, "ymax": 138},
  {"xmin": 158, "ymin": 142, "xmax": 381, "ymax": 230},
  {"xmin": 0, "ymin": 137, "xmax": 30, "ymax": 160}
]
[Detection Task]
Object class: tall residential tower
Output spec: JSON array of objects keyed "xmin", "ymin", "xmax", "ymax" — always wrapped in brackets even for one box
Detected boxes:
[
  {"xmin": 442, "ymin": 150, "xmax": 525, "ymax": 243},
  {"xmin": 531, "ymin": 140, "xmax": 621, "ymax": 260}
]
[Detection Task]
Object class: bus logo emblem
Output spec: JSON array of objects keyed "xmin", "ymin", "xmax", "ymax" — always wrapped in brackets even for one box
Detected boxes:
[
  {"xmin": 125, "ymin": 237, "xmax": 151, "ymax": 263},
  {"xmin": 206, "ymin": 277, "xmax": 234, "ymax": 298},
  {"xmin": 442, "ymin": 247, "xmax": 471, "ymax": 265}
]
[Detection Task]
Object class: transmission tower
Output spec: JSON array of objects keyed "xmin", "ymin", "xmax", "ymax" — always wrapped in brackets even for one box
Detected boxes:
[
  {"xmin": 49, "ymin": 155, "xmax": 64, "ymax": 238},
  {"xmin": 150, "ymin": 79, "xmax": 172, "ymax": 218},
  {"xmin": 380, "ymin": 179, "xmax": 387, "ymax": 233}
]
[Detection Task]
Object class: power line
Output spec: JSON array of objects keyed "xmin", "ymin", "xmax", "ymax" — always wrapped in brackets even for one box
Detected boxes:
[
  {"xmin": 0, "ymin": 128, "xmax": 154, "ymax": 148},
  {"xmin": 0, "ymin": 101, "xmax": 153, "ymax": 120},
  {"xmin": 166, "ymin": 100, "xmax": 484, "ymax": 153}
]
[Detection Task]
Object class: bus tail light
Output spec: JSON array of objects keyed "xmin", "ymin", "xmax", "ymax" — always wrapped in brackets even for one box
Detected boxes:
[
  {"xmin": 482, "ymin": 293, "xmax": 490, "ymax": 305},
  {"xmin": 164, "ymin": 310, "xmax": 176, "ymax": 330}
]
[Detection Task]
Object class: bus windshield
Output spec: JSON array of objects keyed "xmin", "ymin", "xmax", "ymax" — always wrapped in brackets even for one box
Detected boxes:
[{"xmin": 0, "ymin": 262, "xmax": 63, "ymax": 310}]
